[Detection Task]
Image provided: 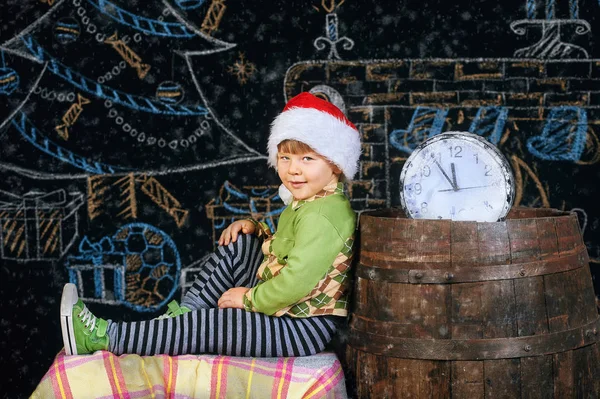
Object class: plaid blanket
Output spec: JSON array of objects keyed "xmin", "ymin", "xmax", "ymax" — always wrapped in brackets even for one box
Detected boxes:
[{"xmin": 31, "ymin": 350, "xmax": 348, "ymax": 399}]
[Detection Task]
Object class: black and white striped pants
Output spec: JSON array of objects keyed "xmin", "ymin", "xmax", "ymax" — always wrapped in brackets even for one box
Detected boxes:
[{"xmin": 106, "ymin": 234, "xmax": 339, "ymax": 357}]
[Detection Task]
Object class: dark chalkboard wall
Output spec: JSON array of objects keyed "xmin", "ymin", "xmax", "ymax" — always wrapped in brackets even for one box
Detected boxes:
[{"xmin": 2, "ymin": 0, "xmax": 600, "ymax": 396}]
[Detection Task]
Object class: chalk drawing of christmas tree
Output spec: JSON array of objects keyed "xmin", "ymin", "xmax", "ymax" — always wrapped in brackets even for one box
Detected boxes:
[{"xmin": 0, "ymin": 0, "xmax": 265, "ymax": 179}]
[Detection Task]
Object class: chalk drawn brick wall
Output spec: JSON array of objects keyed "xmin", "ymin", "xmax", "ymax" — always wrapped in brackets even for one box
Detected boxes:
[{"xmin": 284, "ymin": 59, "xmax": 600, "ymax": 209}]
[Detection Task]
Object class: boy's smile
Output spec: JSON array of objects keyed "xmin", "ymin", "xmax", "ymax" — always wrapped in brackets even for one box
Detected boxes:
[
  {"xmin": 277, "ymin": 151, "xmax": 340, "ymax": 201},
  {"xmin": 289, "ymin": 181, "xmax": 306, "ymax": 189}
]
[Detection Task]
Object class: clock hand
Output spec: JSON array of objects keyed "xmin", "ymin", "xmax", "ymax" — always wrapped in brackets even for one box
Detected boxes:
[
  {"xmin": 437, "ymin": 185, "xmax": 493, "ymax": 192},
  {"xmin": 450, "ymin": 163, "xmax": 458, "ymax": 189},
  {"xmin": 433, "ymin": 159, "xmax": 458, "ymax": 191}
]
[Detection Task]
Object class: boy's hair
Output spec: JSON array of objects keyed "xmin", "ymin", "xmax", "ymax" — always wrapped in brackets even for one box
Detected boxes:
[
  {"xmin": 277, "ymin": 139, "xmax": 315, "ymax": 154},
  {"xmin": 277, "ymin": 139, "xmax": 341, "ymax": 174}
]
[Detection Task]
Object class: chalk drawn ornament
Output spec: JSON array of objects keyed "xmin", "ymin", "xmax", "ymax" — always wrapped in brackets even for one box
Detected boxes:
[
  {"xmin": 53, "ymin": 17, "xmax": 80, "ymax": 45},
  {"xmin": 155, "ymin": 80, "xmax": 185, "ymax": 105},
  {"xmin": 0, "ymin": 67, "xmax": 19, "ymax": 95}
]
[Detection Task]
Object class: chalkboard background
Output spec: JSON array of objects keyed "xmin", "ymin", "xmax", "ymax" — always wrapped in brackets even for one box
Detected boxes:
[{"xmin": 2, "ymin": 0, "xmax": 600, "ymax": 397}]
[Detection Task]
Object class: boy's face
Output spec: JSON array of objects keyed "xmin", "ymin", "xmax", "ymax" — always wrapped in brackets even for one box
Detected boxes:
[{"xmin": 277, "ymin": 150, "xmax": 340, "ymax": 201}]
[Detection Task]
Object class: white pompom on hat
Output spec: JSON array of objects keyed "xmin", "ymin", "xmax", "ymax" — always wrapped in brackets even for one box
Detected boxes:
[{"xmin": 268, "ymin": 92, "xmax": 362, "ymax": 181}]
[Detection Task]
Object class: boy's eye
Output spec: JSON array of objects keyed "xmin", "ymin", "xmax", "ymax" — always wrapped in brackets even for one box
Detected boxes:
[{"xmin": 302, "ymin": 156, "xmax": 314, "ymax": 161}]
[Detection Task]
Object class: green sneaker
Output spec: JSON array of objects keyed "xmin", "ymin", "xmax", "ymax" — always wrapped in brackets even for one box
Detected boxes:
[
  {"xmin": 60, "ymin": 283, "xmax": 109, "ymax": 356},
  {"xmin": 155, "ymin": 300, "xmax": 191, "ymax": 320}
]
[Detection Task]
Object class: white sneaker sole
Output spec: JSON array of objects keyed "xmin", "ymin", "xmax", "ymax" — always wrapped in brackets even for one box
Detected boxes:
[{"xmin": 60, "ymin": 283, "xmax": 79, "ymax": 356}]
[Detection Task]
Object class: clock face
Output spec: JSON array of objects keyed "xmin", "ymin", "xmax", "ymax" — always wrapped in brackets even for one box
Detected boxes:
[{"xmin": 399, "ymin": 132, "xmax": 515, "ymax": 222}]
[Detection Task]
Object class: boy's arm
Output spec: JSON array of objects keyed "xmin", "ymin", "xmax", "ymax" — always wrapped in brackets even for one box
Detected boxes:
[
  {"xmin": 245, "ymin": 218, "xmax": 273, "ymax": 238},
  {"xmin": 218, "ymin": 219, "xmax": 257, "ymax": 246},
  {"xmin": 243, "ymin": 213, "xmax": 343, "ymax": 315}
]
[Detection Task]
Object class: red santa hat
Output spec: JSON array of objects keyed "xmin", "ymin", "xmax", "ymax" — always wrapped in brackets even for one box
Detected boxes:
[{"xmin": 268, "ymin": 92, "xmax": 362, "ymax": 181}]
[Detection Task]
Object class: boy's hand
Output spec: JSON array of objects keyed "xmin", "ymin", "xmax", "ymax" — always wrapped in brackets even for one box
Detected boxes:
[
  {"xmin": 218, "ymin": 287, "xmax": 250, "ymax": 309},
  {"xmin": 218, "ymin": 220, "xmax": 256, "ymax": 246}
]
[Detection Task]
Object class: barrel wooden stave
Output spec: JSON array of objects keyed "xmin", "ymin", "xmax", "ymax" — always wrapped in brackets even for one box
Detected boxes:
[{"xmin": 346, "ymin": 207, "xmax": 600, "ymax": 398}]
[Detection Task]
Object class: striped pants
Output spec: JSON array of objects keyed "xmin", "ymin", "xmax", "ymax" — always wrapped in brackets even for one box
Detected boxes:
[{"xmin": 106, "ymin": 234, "xmax": 339, "ymax": 357}]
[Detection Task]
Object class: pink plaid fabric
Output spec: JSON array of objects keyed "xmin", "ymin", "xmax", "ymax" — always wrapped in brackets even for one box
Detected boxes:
[{"xmin": 31, "ymin": 350, "xmax": 348, "ymax": 398}]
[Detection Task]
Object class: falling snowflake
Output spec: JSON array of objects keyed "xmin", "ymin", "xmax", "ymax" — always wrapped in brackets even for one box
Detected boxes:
[{"xmin": 227, "ymin": 53, "xmax": 256, "ymax": 85}]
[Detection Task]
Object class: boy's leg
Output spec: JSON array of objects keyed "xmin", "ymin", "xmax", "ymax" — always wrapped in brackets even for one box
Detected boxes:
[
  {"xmin": 181, "ymin": 234, "xmax": 263, "ymax": 310},
  {"xmin": 107, "ymin": 309, "xmax": 339, "ymax": 357}
]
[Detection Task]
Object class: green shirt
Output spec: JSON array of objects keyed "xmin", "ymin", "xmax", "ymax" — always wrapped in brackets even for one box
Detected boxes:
[{"xmin": 244, "ymin": 182, "xmax": 356, "ymax": 317}]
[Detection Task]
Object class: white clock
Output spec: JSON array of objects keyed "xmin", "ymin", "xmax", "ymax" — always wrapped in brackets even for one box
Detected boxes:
[{"xmin": 399, "ymin": 131, "xmax": 515, "ymax": 222}]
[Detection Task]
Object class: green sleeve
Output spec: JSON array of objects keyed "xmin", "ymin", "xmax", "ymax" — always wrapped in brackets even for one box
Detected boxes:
[
  {"xmin": 249, "ymin": 212, "xmax": 344, "ymax": 315},
  {"xmin": 244, "ymin": 218, "xmax": 273, "ymax": 238}
]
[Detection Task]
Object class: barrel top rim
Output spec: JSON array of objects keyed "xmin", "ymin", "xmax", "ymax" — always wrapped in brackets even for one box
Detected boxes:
[{"xmin": 359, "ymin": 207, "xmax": 577, "ymax": 223}]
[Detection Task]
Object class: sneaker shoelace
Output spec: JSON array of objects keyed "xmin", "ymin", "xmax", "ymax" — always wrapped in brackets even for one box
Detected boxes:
[
  {"xmin": 156, "ymin": 308, "xmax": 179, "ymax": 320},
  {"xmin": 78, "ymin": 306, "xmax": 98, "ymax": 332}
]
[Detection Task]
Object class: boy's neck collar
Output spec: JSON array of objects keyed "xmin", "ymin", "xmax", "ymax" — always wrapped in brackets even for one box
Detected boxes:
[{"xmin": 290, "ymin": 177, "xmax": 342, "ymax": 209}]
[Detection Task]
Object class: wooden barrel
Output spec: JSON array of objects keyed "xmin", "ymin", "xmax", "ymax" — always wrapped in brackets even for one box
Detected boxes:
[{"xmin": 346, "ymin": 207, "xmax": 600, "ymax": 398}]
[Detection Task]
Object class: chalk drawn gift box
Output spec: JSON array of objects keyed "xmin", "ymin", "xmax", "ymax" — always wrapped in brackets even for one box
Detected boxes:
[
  {"xmin": 205, "ymin": 181, "xmax": 285, "ymax": 246},
  {"xmin": 65, "ymin": 223, "xmax": 181, "ymax": 312},
  {"xmin": 0, "ymin": 189, "xmax": 83, "ymax": 261}
]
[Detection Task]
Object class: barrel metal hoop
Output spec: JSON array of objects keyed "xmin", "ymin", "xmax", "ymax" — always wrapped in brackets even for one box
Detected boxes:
[
  {"xmin": 355, "ymin": 246, "xmax": 588, "ymax": 284},
  {"xmin": 348, "ymin": 318, "xmax": 600, "ymax": 360}
]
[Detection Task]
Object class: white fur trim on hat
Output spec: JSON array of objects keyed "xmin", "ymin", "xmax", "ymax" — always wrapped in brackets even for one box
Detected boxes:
[{"xmin": 268, "ymin": 107, "xmax": 362, "ymax": 180}]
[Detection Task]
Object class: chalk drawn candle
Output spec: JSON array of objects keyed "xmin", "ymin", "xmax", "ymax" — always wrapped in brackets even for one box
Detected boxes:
[
  {"xmin": 326, "ymin": 13, "xmax": 338, "ymax": 42},
  {"xmin": 546, "ymin": 0, "xmax": 555, "ymax": 19},
  {"xmin": 527, "ymin": 0, "xmax": 537, "ymax": 18},
  {"xmin": 569, "ymin": 0, "xmax": 579, "ymax": 19}
]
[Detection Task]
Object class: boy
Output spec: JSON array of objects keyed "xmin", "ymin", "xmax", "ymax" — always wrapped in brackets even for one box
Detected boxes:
[{"xmin": 61, "ymin": 92, "xmax": 362, "ymax": 357}]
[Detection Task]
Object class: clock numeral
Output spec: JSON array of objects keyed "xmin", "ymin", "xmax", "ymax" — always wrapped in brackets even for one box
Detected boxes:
[
  {"xmin": 429, "ymin": 152, "xmax": 442, "ymax": 163},
  {"xmin": 421, "ymin": 202, "xmax": 428, "ymax": 213},
  {"xmin": 421, "ymin": 165, "xmax": 431, "ymax": 177},
  {"xmin": 449, "ymin": 145, "xmax": 463, "ymax": 158},
  {"xmin": 474, "ymin": 153, "xmax": 479, "ymax": 164},
  {"xmin": 414, "ymin": 183, "xmax": 422, "ymax": 195},
  {"xmin": 484, "ymin": 164, "xmax": 492, "ymax": 176}
]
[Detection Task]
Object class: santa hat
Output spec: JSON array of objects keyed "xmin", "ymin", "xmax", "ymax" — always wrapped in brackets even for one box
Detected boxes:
[{"xmin": 268, "ymin": 92, "xmax": 362, "ymax": 181}]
